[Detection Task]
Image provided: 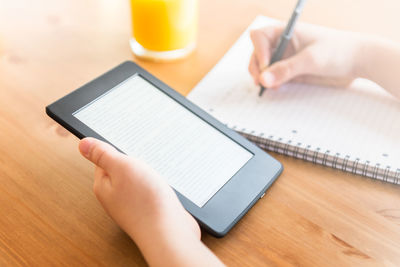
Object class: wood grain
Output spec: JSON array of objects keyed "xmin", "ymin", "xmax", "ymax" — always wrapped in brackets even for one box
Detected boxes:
[{"xmin": 0, "ymin": 0, "xmax": 399, "ymax": 266}]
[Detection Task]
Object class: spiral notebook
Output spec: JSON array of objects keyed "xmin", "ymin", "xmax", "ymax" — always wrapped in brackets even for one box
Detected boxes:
[{"xmin": 188, "ymin": 16, "xmax": 400, "ymax": 184}]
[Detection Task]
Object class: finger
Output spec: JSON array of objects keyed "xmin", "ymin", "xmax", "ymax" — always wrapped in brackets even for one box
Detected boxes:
[
  {"xmin": 259, "ymin": 49, "xmax": 315, "ymax": 88},
  {"xmin": 248, "ymin": 53, "xmax": 260, "ymax": 85},
  {"xmin": 94, "ymin": 166, "xmax": 109, "ymax": 185},
  {"xmin": 93, "ymin": 166, "xmax": 111, "ymax": 198},
  {"xmin": 79, "ymin": 137, "xmax": 127, "ymax": 175},
  {"xmin": 250, "ymin": 29, "xmax": 272, "ymax": 70},
  {"xmin": 93, "ymin": 167, "xmax": 104, "ymax": 198},
  {"xmin": 250, "ymin": 26, "xmax": 283, "ymax": 70}
]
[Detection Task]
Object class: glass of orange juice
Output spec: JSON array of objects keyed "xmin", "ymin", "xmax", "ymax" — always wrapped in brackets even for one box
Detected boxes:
[{"xmin": 130, "ymin": 0, "xmax": 198, "ymax": 61}]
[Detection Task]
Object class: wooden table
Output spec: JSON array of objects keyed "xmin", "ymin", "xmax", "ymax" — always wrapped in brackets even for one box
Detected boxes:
[{"xmin": 1, "ymin": 0, "xmax": 400, "ymax": 266}]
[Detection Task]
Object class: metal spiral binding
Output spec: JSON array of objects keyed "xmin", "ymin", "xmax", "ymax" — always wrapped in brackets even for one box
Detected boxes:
[
  {"xmin": 351, "ymin": 158, "xmax": 360, "ymax": 175},
  {"xmin": 312, "ymin": 148, "xmax": 320, "ymax": 164},
  {"xmin": 283, "ymin": 141, "xmax": 291, "ymax": 155},
  {"xmin": 372, "ymin": 163, "xmax": 380, "ymax": 180},
  {"xmin": 270, "ymin": 136, "xmax": 278, "ymax": 152},
  {"xmin": 230, "ymin": 126, "xmax": 398, "ymax": 184},
  {"xmin": 254, "ymin": 133, "xmax": 264, "ymax": 147},
  {"xmin": 382, "ymin": 166, "xmax": 390, "ymax": 182},
  {"xmin": 362, "ymin": 161, "xmax": 370, "ymax": 177},
  {"xmin": 293, "ymin": 143, "xmax": 301, "ymax": 158},
  {"xmin": 276, "ymin": 138, "xmax": 283, "ymax": 153},
  {"xmin": 303, "ymin": 145, "xmax": 311, "ymax": 161},
  {"xmin": 332, "ymin": 153, "xmax": 339, "ymax": 169},
  {"xmin": 342, "ymin": 155, "xmax": 350, "ymax": 172},
  {"xmin": 265, "ymin": 137, "xmax": 272, "ymax": 151},
  {"xmin": 395, "ymin": 169, "xmax": 400, "ymax": 184},
  {"xmin": 322, "ymin": 150, "xmax": 330, "ymax": 166}
]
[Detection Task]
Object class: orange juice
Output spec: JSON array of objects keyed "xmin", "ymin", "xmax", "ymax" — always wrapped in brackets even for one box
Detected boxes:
[{"xmin": 130, "ymin": 0, "xmax": 198, "ymax": 60}]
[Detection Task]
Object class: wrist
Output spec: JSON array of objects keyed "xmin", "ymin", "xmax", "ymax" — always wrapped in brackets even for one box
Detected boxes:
[
  {"xmin": 124, "ymin": 197, "xmax": 201, "ymax": 247},
  {"xmin": 128, "ymin": 210, "xmax": 203, "ymax": 266},
  {"xmin": 125, "ymin": 191, "xmax": 200, "ymax": 242},
  {"xmin": 128, "ymin": 211, "xmax": 200, "ymax": 244},
  {"xmin": 354, "ymin": 34, "xmax": 382, "ymax": 80}
]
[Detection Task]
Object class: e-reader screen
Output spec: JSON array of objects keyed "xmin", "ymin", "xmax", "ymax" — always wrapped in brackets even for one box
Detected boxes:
[{"xmin": 73, "ymin": 75, "xmax": 253, "ymax": 207}]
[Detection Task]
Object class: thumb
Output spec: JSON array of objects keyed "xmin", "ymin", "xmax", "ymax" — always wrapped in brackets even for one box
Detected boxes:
[
  {"xmin": 79, "ymin": 137, "xmax": 128, "ymax": 174},
  {"xmin": 259, "ymin": 49, "xmax": 314, "ymax": 88}
]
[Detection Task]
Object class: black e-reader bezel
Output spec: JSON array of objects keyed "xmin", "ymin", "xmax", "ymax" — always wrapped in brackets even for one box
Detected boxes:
[{"xmin": 46, "ymin": 61, "xmax": 283, "ymax": 237}]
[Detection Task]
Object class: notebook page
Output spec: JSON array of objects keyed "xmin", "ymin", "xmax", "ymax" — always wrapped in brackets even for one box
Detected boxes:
[
  {"xmin": 74, "ymin": 75, "xmax": 253, "ymax": 207},
  {"xmin": 188, "ymin": 16, "xmax": 400, "ymax": 171}
]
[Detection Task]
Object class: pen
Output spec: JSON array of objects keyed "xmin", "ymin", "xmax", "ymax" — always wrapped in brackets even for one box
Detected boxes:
[{"xmin": 259, "ymin": 0, "xmax": 307, "ymax": 97}]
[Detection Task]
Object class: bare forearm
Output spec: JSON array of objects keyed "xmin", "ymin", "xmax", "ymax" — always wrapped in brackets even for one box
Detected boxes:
[{"xmin": 357, "ymin": 36, "xmax": 400, "ymax": 99}]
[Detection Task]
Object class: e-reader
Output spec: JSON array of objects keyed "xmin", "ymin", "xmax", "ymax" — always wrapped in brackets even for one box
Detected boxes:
[{"xmin": 46, "ymin": 61, "xmax": 283, "ymax": 237}]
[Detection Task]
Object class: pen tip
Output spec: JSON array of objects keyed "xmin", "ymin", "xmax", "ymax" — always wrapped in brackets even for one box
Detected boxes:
[{"xmin": 259, "ymin": 86, "xmax": 266, "ymax": 97}]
